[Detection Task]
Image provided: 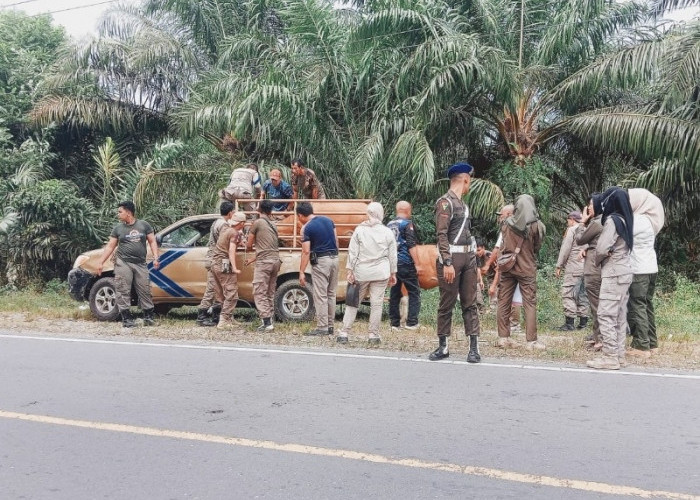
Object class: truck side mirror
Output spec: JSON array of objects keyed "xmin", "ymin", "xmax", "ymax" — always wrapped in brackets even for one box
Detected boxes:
[{"xmin": 156, "ymin": 234, "xmax": 162, "ymax": 246}]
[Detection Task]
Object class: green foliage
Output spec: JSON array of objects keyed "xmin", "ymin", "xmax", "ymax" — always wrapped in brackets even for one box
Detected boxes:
[
  {"xmin": 0, "ymin": 12, "xmax": 66, "ymax": 124},
  {"xmin": 1, "ymin": 179, "xmax": 99, "ymax": 284}
]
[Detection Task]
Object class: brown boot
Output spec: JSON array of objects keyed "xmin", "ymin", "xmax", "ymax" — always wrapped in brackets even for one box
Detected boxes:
[{"xmin": 586, "ymin": 355, "xmax": 620, "ymax": 370}]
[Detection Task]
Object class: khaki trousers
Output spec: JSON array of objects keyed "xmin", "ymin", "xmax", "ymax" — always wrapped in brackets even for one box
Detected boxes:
[
  {"xmin": 114, "ymin": 258, "xmax": 153, "ymax": 312},
  {"xmin": 436, "ymin": 252, "xmax": 480, "ymax": 337},
  {"xmin": 562, "ymin": 273, "xmax": 589, "ymax": 318},
  {"xmin": 199, "ymin": 267, "xmax": 220, "ymax": 310},
  {"xmin": 212, "ymin": 261, "xmax": 239, "ymax": 321},
  {"xmin": 341, "ymin": 279, "xmax": 389, "ymax": 337},
  {"xmin": 584, "ymin": 273, "xmax": 602, "ymax": 342},
  {"xmin": 597, "ymin": 274, "xmax": 632, "ymax": 357},
  {"xmin": 311, "ymin": 256, "xmax": 339, "ymax": 329},
  {"xmin": 253, "ymin": 260, "xmax": 281, "ymax": 319},
  {"xmin": 498, "ymin": 273, "xmax": 537, "ymax": 341}
]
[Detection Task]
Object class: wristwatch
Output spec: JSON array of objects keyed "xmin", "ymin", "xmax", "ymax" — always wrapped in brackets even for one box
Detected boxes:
[{"xmin": 444, "ymin": 258, "xmax": 452, "ymax": 267}]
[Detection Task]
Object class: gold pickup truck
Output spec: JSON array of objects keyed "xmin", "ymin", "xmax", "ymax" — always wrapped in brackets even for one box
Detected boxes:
[{"xmin": 67, "ymin": 200, "xmax": 370, "ymax": 322}]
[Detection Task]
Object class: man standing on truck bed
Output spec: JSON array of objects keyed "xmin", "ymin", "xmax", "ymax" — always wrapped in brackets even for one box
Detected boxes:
[
  {"xmin": 97, "ymin": 201, "xmax": 160, "ymax": 328},
  {"xmin": 290, "ymin": 158, "xmax": 326, "ymax": 199},
  {"xmin": 220, "ymin": 163, "xmax": 261, "ymax": 211},
  {"xmin": 297, "ymin": 201, "xmax": 339, "ymax": 336}
]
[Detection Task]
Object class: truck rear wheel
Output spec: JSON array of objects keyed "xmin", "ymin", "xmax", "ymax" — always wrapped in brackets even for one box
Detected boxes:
[
  {"xmin": 88, "ymin": 277, "xmax": 120, "ymax": 322},
  {"xmin": 274, "ymin": 279, "xmax": 315, "ymax": 322}
]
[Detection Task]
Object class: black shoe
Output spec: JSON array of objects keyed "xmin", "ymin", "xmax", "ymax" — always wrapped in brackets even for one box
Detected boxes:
[
  {"xmin": 577, "ymin": 317, "xmax": 589, "ymax": 329},
  {"xmin": 120, "ymin": 310, "xmax": 136, "ymax": 328},
  {"xmin": 556, "ymin": 317, "xmax": 576, "ymax": 331},
  {"xmin": 143, "ymin": 308, "xmax": 156, "ymax": 326},
  {"xmin": 467, "ymin": 350, "xmax": 481, "ymax": 363},
  {"xmin": 429, "ymin": 346, "xmax": 449, "ymax": 361},
  {"xmin": 368, "ymin": 337, "xmax": 381, "ymax": 346},
  {"xmin": 467, "ymin": 335, "xmax": 481, "ymax": 363},
  {"xmin": 196, "ymin": 308, "xmax": 209, "ymax": 326},
  {"xmin": 210, "ymin": 305, "xmax": 221, "ymax": 325}
]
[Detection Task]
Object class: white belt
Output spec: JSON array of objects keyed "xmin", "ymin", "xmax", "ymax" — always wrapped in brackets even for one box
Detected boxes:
[{"xmin": 449, "ymin": 244, "xmax": 473, "ymax": 253}]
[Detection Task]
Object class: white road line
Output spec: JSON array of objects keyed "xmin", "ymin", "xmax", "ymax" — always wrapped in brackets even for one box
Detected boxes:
[
  {"xmin": 1, "ymin": 333, "xmax": 699, "ymax": 380},
  {"xmin": 0, "ymin": 409, "xmax": 697, "ymax": 499}
]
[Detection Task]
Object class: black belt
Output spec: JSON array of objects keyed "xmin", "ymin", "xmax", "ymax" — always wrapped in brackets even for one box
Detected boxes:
[{"xmin": 315, "ymin": 250, "xmax": 338, "ymax": 258}]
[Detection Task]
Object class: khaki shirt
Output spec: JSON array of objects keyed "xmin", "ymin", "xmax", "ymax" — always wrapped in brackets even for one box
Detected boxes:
[
  {"xmin": 229, "ymin": 167, "xmax": 261, "ymax": 193},
  {"xmin": 501, "ymin": 222, "xmax": 544, "ymax": 277},
  {"xmin": 574, "ymin": 216, "xmax": 603, "ymax": 277},
  {"xmin": 556, "ymin": 225, "xmax": 585, "ymax": 276},
  {"xmin": 205, "ymin": 218, "xmax": 228, "ymax": 261},
  {"xmin": 595, "ymin": 218, "xmax": 632, "ymax": 278},
  {"xmin": 292, "ymin": 168, "xmax": 326, "ymax": 199},
  {"xmin": 435, "ymin": 189, "xmax": 471, "ymax": 262},
  {"xmin": 212, "ymin": 225, "xmax": 238, "ymax": 263},
  {"xmin": 250, "ymin": 215, "xmax": 280, "ymax": 263}
]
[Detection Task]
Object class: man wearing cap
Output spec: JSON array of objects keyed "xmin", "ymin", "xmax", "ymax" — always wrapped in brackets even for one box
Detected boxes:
[
  {"xmin": 429, "ymin": 162, "xmax": 481, "ymax": 363},
  {"xmin": 211, "ymin": 210, "xmax": 246, "ymax": 329},
  {"xmin": 555, "ymin": 211, "xmax": 589, "ymax": 330},
  {"xmin": 260, "ymin": 168, "xmax": 294, "ymax": 212}
]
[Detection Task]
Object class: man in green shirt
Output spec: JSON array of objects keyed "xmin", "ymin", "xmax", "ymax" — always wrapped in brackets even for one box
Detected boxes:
[{"xmin": 97, "ymin": 201, "xmax": 160, "ymax": 328}]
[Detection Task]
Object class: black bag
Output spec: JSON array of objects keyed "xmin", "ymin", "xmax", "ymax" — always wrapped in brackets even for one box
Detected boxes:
[{"xmin": 346, "ymin": 281, "xmax": 360, "ymax": 308}]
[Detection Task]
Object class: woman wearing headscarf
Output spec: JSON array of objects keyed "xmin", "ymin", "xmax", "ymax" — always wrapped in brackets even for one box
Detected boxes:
[
  {"xmin": 496, "ymin": 194, "xmax": 547, "ymax": 350},
  {"xmin": 336, "ymin": 202, "xmax": 397, "ymax": 345},
  {"xmin": 575, "ymin": 194, "xmax": 604, "ymax": 350},
  {"xmin": 587, "ymin": 187, "xmax": 634, "ymax": 370}
]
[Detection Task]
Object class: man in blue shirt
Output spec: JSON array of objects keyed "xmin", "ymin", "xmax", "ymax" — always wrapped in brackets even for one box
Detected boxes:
[
  {"xmin": 260, "ymin": 169, "xmax": 294, "ymax": 212},
  {"xmin": 297, "ymin": 202, "xmax": 339, "ymax": 336},
  {"xmin": 387, "ymin": 201, "xmax": 422, "ymax": 330}
]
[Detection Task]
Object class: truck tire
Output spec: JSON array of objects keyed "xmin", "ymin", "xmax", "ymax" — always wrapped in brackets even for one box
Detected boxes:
[
  {"xmin": 274, "ymin": 279, "xmax": 315, "ymax": 322},
  {"xmin": 88, "ymin": 277, "xmax": 120, "ymax": 322}
]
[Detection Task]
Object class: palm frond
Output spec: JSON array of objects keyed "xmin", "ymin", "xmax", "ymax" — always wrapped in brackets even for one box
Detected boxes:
[
  {"xmin": 386, "ymin": 129, "xmax": 435, "ymax": 191},
  {"xmin": 564, "ymin": 108, "xmax": 700, "ymax": 173},
  {"xmin": 465, "ymin": 178, "xmax": 505, "ymax": 221}
]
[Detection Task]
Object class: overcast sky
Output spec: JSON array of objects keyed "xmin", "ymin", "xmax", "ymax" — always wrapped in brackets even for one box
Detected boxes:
[{"xmin": 0, "ymin": 0, "xmax": 697, "ymax": 40}]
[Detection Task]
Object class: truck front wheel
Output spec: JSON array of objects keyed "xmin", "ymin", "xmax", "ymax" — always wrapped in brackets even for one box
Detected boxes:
[{"xmin": 88, "ymin": 277, "xmax": 120, "ymax": 322}]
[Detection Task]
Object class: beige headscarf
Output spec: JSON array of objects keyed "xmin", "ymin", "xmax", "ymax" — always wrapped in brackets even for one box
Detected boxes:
[
  {"xmin": 629, "ymin": 188, "xmax": 665, "ymax": 235},
  {"xmin": 364, "ymin": 202, "xmax": 385, "ymax": 227},
  {"xmin": 506, "ymin": 194, "xmax": 542, "ymax": 237}
]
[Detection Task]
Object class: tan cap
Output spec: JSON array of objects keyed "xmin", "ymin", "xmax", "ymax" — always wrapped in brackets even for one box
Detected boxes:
[{"xmin": 230, "ymin": 211, "xmax": 247, "ymax": 224}]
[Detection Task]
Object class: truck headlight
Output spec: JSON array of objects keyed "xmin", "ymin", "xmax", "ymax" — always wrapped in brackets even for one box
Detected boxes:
[{"xmin": 73, "ymin": 254, "xmax": 90, "ymax": 269}]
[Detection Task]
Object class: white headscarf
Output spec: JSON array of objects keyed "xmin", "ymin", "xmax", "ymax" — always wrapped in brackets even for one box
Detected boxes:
[
  {"xmin": 364, "ymin": 202, "xmax": 384, "ymax": 227},
  {"xmin": 629, "ymin": 188, "xmax": 665, "ymax": 235}
]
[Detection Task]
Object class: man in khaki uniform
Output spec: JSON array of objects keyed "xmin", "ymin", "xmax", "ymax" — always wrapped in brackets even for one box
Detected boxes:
[
  {"xmin": 555, "ymin": 211, "xmax": 589, "ymax": 330},
  {"xmin": 575, "ymin": 199, "xmax": 603, "ymax": 346},
  {"xmin": 220, "ymin": 163, "xmax": 261, "ymax": 211},
  {"xmin": 212, "ymin": 211, "xmax": 246, "ymax": 329},
  {"xmin": 290, "ymin": 158, "xmax": 326, "ymax": 199},
  {"xmin": 195, "ymin": 201, "xmax": 233, "ymax": 327},
  {"xmin": 429, "ymin": 162, "xmax": 481, "ymax": 363},
  {"xmin": 246, "ymin": 200, "xmax": 282, "ymax": 332}
]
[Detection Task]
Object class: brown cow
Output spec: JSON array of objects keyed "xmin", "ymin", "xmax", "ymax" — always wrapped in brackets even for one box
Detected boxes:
[{"xmin": 276, "ymin": 200, "xmax": 370, "ymax": 248}]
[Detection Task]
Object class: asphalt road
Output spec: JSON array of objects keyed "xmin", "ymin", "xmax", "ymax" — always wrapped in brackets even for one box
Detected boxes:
[{"xmin": 1, "ymin": 332, "xmax": 699, "ymax": 499}]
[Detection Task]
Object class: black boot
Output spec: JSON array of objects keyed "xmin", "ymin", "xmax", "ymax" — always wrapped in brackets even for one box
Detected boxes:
[
  {"xmin": 257, "ymin": 317, "xmax": 274, "ymax": 332},
  {"xmin": 556, "ymin": 317, "xmax": 575, "ymax": 331},
  {"xmin": 577, "ymin": 317, "xmax": 589, "ymax": 329},
  {"xmin": 467, "ymin": 335, "xmax": 481, "ymax": 363},
  {"xmin": 210, "ymin": 305, "xmax": 221, "ymax": 325},
  {"xmin": 429, "ymin": 335, "xmax": 449, "ymax": 361},
  {"xmin": 196, "ymin": 308, "xmax": 214, "ymax": 327},
  {"xmin": 143, "ymin": 308, "xmax": 156, "ymax": 326},
  {"xmin": 120, "ymin": 309, "xmax": 136, "ymax": 328}
]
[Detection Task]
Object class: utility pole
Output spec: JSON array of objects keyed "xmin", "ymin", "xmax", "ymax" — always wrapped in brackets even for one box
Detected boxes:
[{"xmin": 519, "ymin": 0, "xmax": 525, "ymax": 68}]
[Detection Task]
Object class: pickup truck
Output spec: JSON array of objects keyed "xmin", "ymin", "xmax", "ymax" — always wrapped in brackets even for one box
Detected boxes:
[{"xmin": 67, "ymin": 200, "xmax": 371, "ymax": 322}]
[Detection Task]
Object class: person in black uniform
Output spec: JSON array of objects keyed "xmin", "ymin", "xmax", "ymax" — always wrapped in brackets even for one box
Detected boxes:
[{"xmin": 429, "ymin": 162, "xmax": 481, "ymax": 363}]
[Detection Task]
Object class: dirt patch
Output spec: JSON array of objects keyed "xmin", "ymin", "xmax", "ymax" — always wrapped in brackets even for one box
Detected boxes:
[{"xmin": 2, "ymin": 311, "xmax": 697, "ymax": 372}]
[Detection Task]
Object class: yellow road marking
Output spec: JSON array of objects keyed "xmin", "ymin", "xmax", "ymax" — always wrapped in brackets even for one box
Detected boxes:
[{"xmin": 1, "ymin": 410, "xmax": 697, "ymax": 499}]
